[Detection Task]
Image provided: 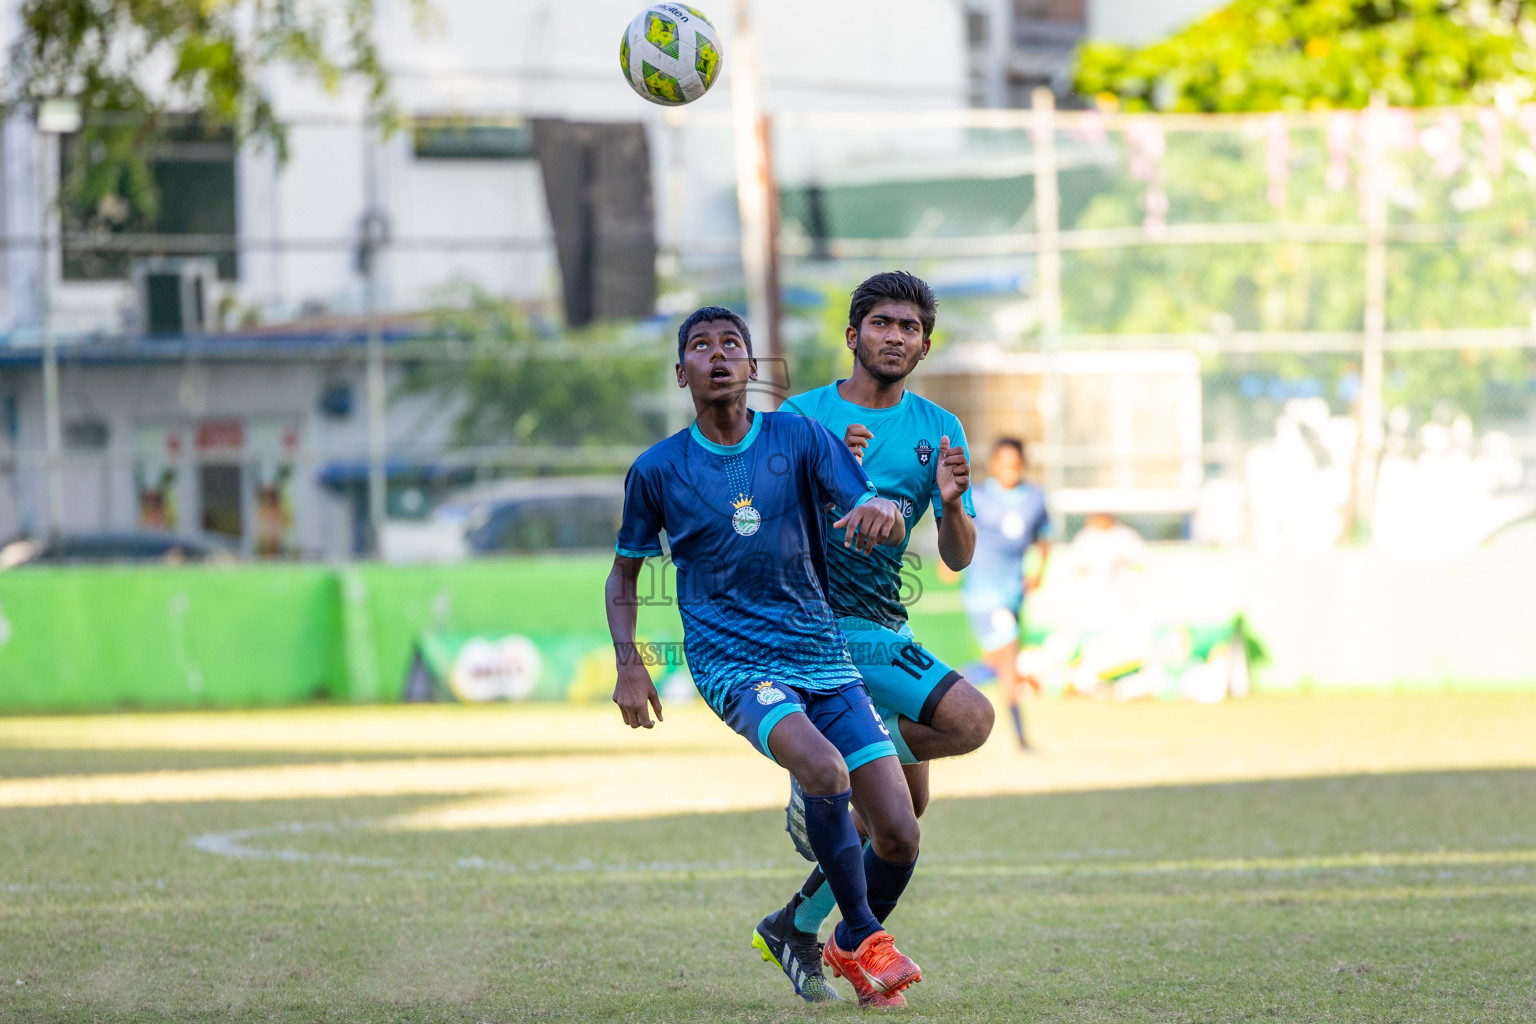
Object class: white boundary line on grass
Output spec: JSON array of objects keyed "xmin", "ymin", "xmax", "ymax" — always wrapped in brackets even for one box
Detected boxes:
[
  {"xmin": 189, "ymin": 820, "xmax": 788, "ymax": 876},
  {"xmin": 190, "ymin": 821, "xmax": 396, "ymax": 867},
  {"xmin": 187, "ymin": 820, "xmax": 1536, "ymax": 881}
]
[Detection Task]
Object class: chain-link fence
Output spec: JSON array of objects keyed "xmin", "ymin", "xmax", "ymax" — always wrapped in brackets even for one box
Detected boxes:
[
  {"xmin": 753, "ymin": 103, "xmax": 1536, "ymax": 553},
  {"xmin": 4, "ymin": 102, "xmax": 1535, "ymax": 560}
]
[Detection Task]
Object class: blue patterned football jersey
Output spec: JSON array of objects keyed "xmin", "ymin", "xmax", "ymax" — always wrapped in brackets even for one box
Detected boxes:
[{"xmin": 615, "ymin": 410, "xmax": 879, "ymax": 712}]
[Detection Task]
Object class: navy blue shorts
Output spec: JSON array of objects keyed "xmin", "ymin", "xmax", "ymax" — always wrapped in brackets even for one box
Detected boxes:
[{"xmin": 718, "ymin": 680, "xmax": 897, "ymax": 772}]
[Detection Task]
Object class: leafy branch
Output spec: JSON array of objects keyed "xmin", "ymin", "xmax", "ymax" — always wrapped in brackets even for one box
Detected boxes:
[
  {"xmin": 4, "ymin": 0, "xmax": 425, "ymax": 215},
  {"xmin": 1076, "ymin": 0, "xmax": 1536, "ymax": 113}
]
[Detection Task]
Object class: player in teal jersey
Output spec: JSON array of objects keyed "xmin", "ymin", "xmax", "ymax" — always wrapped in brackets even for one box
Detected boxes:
[
  {"xmin": 752, "ymin": 272, "xmax": 996, "ymax": 1007},
  {"xmin": 612, "ymin": 306, "xmax": 925, "ymax": 1006}
]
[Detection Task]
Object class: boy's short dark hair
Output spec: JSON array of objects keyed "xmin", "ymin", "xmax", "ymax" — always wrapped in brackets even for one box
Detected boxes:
[
  {"xmin": 848, "ymin": 271, "xmax": 938, "ymax": 339},
  {"xmin": 676, "ymin": 306, "xmax": 753, "ymax": 362},
  {"xmin": 994, "ymin": 436, "xmax": 1026, "ymax": 458}
]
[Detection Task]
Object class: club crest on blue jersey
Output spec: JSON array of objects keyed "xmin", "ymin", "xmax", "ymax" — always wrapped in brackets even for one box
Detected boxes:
[
  {"xmin": 731, "ymin": 493, "xmax": 761, "ymax": 536},
  {"xmin": 754, "ymin": 681, "xmax": 787, "ymax": 705},
  {"xmin": 914, "ymin": 439, "xmax": 934, "ymax": 466}
]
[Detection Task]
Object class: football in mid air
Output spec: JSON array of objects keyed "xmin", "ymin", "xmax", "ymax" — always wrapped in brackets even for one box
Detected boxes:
[{"xmin": 620, "ymin": 4, "xmax": 722, "ymax": 106}]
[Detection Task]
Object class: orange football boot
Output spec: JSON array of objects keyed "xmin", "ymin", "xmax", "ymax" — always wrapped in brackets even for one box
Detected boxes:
[
  {"xmin": 859, "ymin": 987, "xmax": 909, "ymax": 1009},
  {"xmin": 822, "ymin": 928, "xmax": 921, "ymax": 1006}
]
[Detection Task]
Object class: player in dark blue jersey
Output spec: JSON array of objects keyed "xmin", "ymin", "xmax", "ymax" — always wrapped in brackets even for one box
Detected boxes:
[
  {"xmin": 758, "ymin": 272, "xmax": 999, "ymax": 1006},
  {"xmin": 605, "ymin": 306, "xmax": 924, "ymax": 1004}
]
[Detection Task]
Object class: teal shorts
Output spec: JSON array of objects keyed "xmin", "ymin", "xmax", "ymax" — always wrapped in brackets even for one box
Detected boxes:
[{"xmin": 838, "ymin": 618, "xmax": 964, "ymax": 727}]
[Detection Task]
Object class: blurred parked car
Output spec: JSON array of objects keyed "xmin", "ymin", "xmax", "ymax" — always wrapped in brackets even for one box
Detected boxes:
[
  {"xmin": 379, "ymin": 476, "xmax": 626, "ymax": 562},
  {"xmin": 0, "ymin": 531, "xmax": 240, "ymax": 569}
]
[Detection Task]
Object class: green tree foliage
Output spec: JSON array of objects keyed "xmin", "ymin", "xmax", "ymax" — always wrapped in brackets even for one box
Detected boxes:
[
  {"xmin": 1067, "ymin": 3, "xmax": 1536, "ymax": 432},
  {"xmin": 1057, "ymin": 124, "xmax": 1536, "ymax": 428},
  {"xmin": 1075, "ymin": 0, "xmax": 1536, "ymax": 112},
  {"xmin": 4, "ymin": 0, "xmax": 420, "ymax": 216},
  {"xmin": 782, "ymin": 282, "xmax": 856, "ymax": 392},
  {"xmin": 400, "ymin": 289, "xmax": 672, "ymax": 454},
  {"xmin": 1060, "ymin": 128, "xmax": 1379, "ymax": 336}
]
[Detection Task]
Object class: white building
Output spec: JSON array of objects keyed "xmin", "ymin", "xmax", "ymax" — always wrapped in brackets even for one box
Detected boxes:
[
  {"xmin": 0, "ymin": 0, "xmax": 968, "ymax": 555},
  {"xmin": 0, "ymin": 336, "xmax": 457, "ymax": 557},
  {"xmin": 2, "ymin": 0, "xmax": 969, "ymax": 335}
]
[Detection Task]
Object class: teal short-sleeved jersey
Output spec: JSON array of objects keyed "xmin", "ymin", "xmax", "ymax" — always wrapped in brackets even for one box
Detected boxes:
[{"xmin": 783, "ymin": 381, "xmax": 976, "ymax": 628}]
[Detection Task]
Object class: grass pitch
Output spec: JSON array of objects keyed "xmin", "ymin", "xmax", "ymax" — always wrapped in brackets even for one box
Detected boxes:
[{"xmin": 3, "ymin": 693, "xmax": 1536, "ymax": 1022}]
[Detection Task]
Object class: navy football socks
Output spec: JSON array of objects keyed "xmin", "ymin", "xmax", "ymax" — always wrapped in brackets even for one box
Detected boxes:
[
  {"xmin": 862, "ymin": 847, "xmax": 917, "ymax": 924},
  {"xmin": 800, "ymin": 788, "xmax": 882, "ymax": 948},
  {"xmin": 794, "ymin": 838, "xmax": 919, "ymax": 935}
]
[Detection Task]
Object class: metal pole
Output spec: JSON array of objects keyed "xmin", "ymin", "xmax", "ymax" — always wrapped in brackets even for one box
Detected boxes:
[
  {"xmin": 1032, "ymin": 87, "xmax": 1065, "ymax": 501},
  {"xmin": 41, "ymin": 278, "xmax": 63, "ymax": 541},
  {"xmin": 757, "ymin": 112, "xmax": 782, "ymax": 379},
  {"xmin": 38, "ymin": 127, "xmax": 64, "ymax": 542},
  {"xmin": 731, "ymin": 0, "xmax": 782, "ymax": 406},
  {"xmin": 1355, "ymin": 93, "xmax": 1388, "ymax": 538},
  {"xmin": 362, "ymin": 115, "xmax": 387, "ymax": 555},
  {"xmin": 364, "ymin": 267, "xmax": 386, "ymax": 555}
]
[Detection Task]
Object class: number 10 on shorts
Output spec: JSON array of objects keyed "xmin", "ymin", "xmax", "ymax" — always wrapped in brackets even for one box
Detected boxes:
[{"xmin": 891, "ymin": 643, "xmax": 935, "ymax": 680}]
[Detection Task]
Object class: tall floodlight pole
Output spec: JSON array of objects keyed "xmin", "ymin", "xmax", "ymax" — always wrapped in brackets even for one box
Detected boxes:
[
  {"xmin": 731, "ymin": 0, "xmax": 782, "ymax": 406},
  {"xmin": 37, "ymin": 99, "xmax": 80, "ymax": 543},
  {"xmin": 360, "ymin": 112, "xmax": 388, "ymax": 556}
]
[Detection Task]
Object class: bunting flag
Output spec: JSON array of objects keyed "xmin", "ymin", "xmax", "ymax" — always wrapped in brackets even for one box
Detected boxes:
[
  {"xmin": 1070, "ymin": 109, "xmax": 1109, "ymax": 146},
  {"xmin": 1419, "ymin": 112, "xmax": 1464, "ymax": 179},
  {"xmin": 1264, "ymin": 113, "xmax": 1291, "ymax": 208},
  {"xmin": 1125, "ymin": 118, "xmax": 1168, "ymax": 237},
  {"xmin": 1325, "ymin": 111, "xmax": 1355, "ymax": 191},
  {"xmin": 1353, "ymin": 105, "xmax": 1417, "ymax": 218},
  {"xmin": 1517, "ymin": 105, "xmax": 1536, "ymax": 157},
  {"xmin": 1477, "ymin": 108, "xmax": 1504, "ymax": 179}
]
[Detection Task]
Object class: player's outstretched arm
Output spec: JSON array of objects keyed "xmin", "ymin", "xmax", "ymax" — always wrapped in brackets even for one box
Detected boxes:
[
  {"xmin": 936, "ymin": 435, "xmax": 976, "ymax": 571},
  {"xmin": 832, "ymin": 496, "xmax": 906, "ymax": 555},
  {"xmin": 605, "ymin": 555, "xmax": 663, "ymax": 729}
]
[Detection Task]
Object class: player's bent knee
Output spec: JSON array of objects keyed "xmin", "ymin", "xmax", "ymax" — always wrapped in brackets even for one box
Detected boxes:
[
  {"xmin": 963, "ymin": 688, "xmax": 997, "ymax": 748},
  {"xmin": 870, "ymin": 814, "xmax": 921, "ymax": 863},
  {"xmin": 795, "ymin": 754, "xmax": 850, "ymax": 796},
  {"xmin": 938, "ymin": 680, "xmax": 995, "ymax": 753}
]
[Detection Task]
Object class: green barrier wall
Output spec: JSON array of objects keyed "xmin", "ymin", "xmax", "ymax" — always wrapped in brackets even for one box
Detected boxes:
[
  {"xmin": 339, "ymin": 558, "xmax": 683, "ymax": 704},
  {"xmin": 0, "ymin": 558, "xmax": 692, "ymax": 711},
  {"xmin": 0, "ymin": 566, "xmax": 343, "ymax": 710},
  {"xmin": 5, "ymin": 548, "xmax": 1530, "ymax": 711}
]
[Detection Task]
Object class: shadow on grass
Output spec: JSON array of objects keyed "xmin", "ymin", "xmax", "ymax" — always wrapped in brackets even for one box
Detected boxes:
[
  {"xmin": 148, "ymin": 767, "xmax": 1536, "ymax": 883},
  {"xmin": 4, "ymin": 770, "xmax": 1536, "ymax": 1024}
]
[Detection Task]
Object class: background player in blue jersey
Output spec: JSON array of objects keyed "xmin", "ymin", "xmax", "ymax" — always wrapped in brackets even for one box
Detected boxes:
[
  {"xmin": 963, "ymin": 437, "xmax": 1051, "ymax": 749},
  {"xmin": 605, "ymin": 306, "xmax": 925, "ymax": 1005},
  {"xmin": 757, "ymin": 272, "xmax": 997, "ymax": 1006}
]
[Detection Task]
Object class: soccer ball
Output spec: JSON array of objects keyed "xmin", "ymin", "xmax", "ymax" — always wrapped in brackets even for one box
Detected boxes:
[{"xmin": 620, "ymin": 4, "xmax": 722, "ymax": 106}]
